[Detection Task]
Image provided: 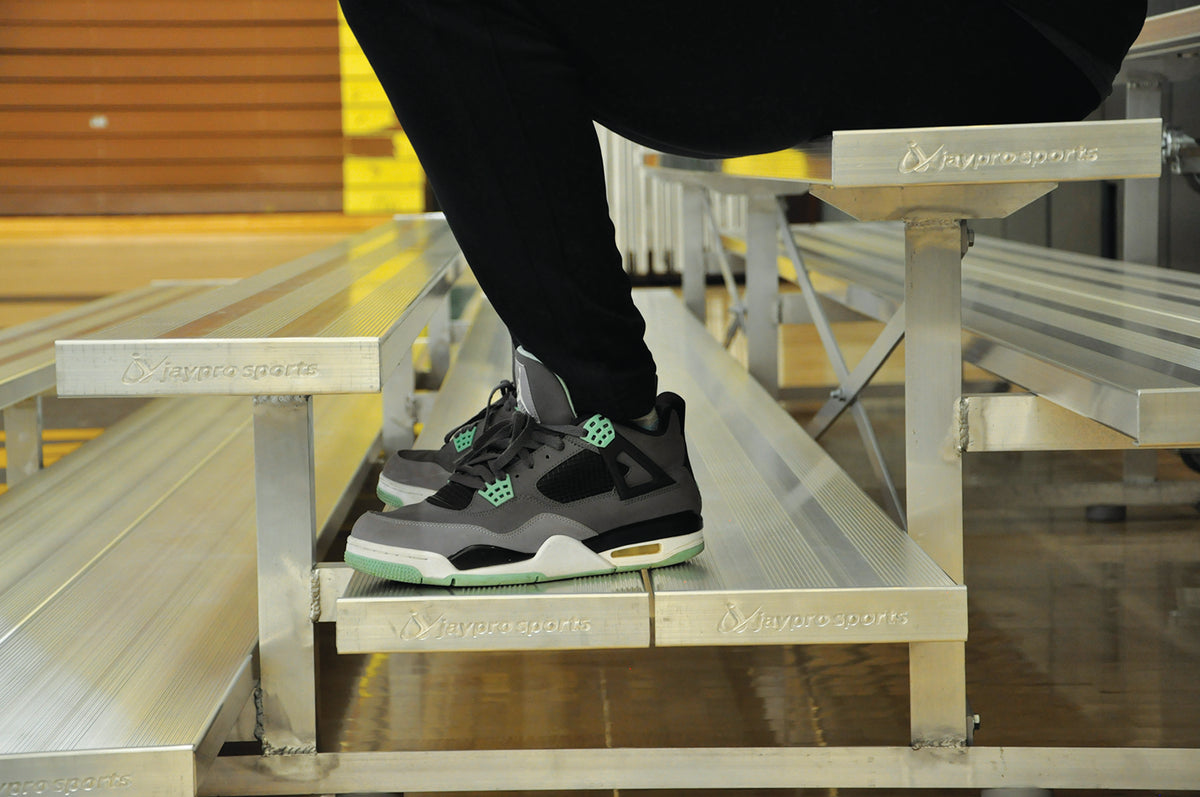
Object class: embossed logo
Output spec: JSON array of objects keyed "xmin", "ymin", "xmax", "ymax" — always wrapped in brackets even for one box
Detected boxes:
[
  {"xmin": 121, "ymin": 354, "xmax": 167, "ymax": 384},
  {"xmin": 0, "ymin": 774, "xmax": 132, "ymax": 797},
  {"xmin": 899, "ymin": 140, "xmax": 1100, "ymax": 175},
  {"xmin": 400, "ymin": 609, "xmax": 592, "ymax": 642},
  {"xmin": 898, "ymin": 142, "xmax": 947, "ymax": 175},
  {"xmin": 119, "ymin": 353, "xmax": 319, "ymax": 385},
  {"xmin": 718, "ymin": 602, "xmax": 909, "ymax": 634}
]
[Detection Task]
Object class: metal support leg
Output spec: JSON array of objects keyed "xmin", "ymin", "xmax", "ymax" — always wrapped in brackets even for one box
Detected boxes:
[
  {"xmin": 2, "ymin": 395, "xmax": 43, "ymax": 487},
  {"xmin": 1122, "ymin": 85, "xmax": 1163, "ymax": 499},
  {"xmin": 745, "ymin": 194, "xmax": 780, "ymax": 395},
  {"xmin": 381, "ymin": 348, "xmax": 416, "ymax": 455},
  {"xmin": 1124, "ymin": 448, "xmax": 1158, "ymax": 485},
  {"xmin": 678, "ymin": 185, "xmax": 708, "ymax": 322},
  {"xmin": 426, "ymin": 297, "xmax": 453, "ymax": 386},
  {"xmin": 253, "ymin": 395, "xmax": 319, "ymax": 755},
  {"xmin": 702, "ymin": 193, "xmax": 749, "ymax": 347},
  {"xmin": 904, "ymin": 219, "xmax": 968, "ymax": 747},
  {"xmin": 1123, "ymin": 78, "xmax": 1164, "ymax": 267},
  {"xmin": 1092, "ymin": 78, "xmax": 1168, "ymax": 522}
]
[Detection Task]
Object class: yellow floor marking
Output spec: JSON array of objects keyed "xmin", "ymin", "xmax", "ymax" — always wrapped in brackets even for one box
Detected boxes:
[
  {"xmin": 0, "ymin": 428, "xmax": 104, "ymax": 443},
  {"xmin": 0, "ymin": 428, "xmax": 104, "ymax": 475}
]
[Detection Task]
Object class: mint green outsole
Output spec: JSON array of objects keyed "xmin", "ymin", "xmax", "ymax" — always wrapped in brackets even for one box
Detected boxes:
[{"xmin": 375, "ymin": 486, "xmax": 404, "ymax": 507}]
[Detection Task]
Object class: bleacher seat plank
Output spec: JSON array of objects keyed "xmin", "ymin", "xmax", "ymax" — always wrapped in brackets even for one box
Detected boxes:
[
  {"xmin": 791, "ymin": 222, "xmax": 1200, "ymax": 446},
  {"xmin": 54, "ymin": 216, "xmax": 460, "ymax": 397},
  {"xmin": 1126, "ymin": 5, "xmax": 1200, "ymax": 61},
  {"xmin": 650, "ymin": 119, "xmax": 1162, "ymax": 193},
  {"xmin": 0, "ymin": 390, "xmax": 381, "ymax": 789},
  {"xmin": 0, "ymin": 280, "xmax": 222, "ymax": 408},
  {"xmin": 336, "ymin": 291, "xmax": 965, "ymax": 653}
]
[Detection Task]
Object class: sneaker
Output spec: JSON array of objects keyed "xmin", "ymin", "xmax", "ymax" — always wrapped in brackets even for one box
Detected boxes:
[
  {"xmin": 346, "ymin": 351, "xmax": 703, "ymax": 586},
  {"xmin": 376, "ymin": 380, "xmax": 517, "ymax": 505}
]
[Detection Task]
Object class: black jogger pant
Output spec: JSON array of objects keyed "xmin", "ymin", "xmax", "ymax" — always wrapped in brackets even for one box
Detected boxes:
[{"xmin": 339, "ymin": 0, "xmax": 1138, "ymax": 420}]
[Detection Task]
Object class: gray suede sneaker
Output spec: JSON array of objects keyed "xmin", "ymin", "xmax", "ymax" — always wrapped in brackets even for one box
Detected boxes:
[
  {"xmin": 347, "ymin": 350, "xmax": 703, "ymax": 586},
  {"xmin": 376, "ymin": 380, "xmax": 517, "ymax": 505}
]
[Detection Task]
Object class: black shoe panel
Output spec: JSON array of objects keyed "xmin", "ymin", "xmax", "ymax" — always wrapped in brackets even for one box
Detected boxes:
[{"xmin": 582, "ymin": 510, "xmax": 703, "ymax": 554}]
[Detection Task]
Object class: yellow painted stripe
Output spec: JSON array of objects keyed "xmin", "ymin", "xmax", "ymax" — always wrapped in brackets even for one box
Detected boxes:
[
  {"xmin": 722, "ymin": 148, "xmax": 831, "ymax": 182},
  {"xmin": 344, "ymin": 157, "xmax": 425, "ymax": 185},
  {"xmin": 0, "ymin": 442, "xmax": 86, "ymax": 468},
  {"xmin": 0, "ymin": 427, "xmax": 103, "ymax": 443},
  {"xmin": 343, "ymin": 189, "xmax": 426, "ymax": 215},
  {"xmin": 342, "ymin": 76, "xmax": 390, "ymax": 106},
  {"xmin": 719, "ymin": 234, "xmax": 799, "ymax": 282},
  {"xmin": 338, "ymin": 7, "xmax": 426, "ymax": 215},
  {"xmin": 1, "ymin": 428, "xmax": 102, "ymax": 474},
  {"xmin": 717, "ymin": 234, "xmax": 847, "ymax": 294}
]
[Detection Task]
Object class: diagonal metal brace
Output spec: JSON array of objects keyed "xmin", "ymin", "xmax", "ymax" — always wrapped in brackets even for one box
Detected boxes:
[
  {"xmin": 806, "ymin": 304, "xmax": 906, "ymax": 440},
  {"xmin": 776, "ymin": 199, "xmax": 906, "ymax": 529}
]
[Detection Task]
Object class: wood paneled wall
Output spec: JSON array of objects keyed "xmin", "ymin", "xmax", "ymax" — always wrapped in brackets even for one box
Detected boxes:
[{"xmin": 0, "ymin": 0, "xmax": 344, "ymax": 215}]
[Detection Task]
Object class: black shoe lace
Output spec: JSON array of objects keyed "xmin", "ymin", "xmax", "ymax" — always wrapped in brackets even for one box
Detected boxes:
[
  {"xmin": 441, "ymin": 379, "xmax": 517, "ymax": 446},
  {"xmin": 448, "ymin": 411, "xmax": 572, "ymax": 490}
]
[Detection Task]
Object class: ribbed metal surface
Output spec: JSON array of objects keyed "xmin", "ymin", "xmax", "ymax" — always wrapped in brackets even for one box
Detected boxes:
[
  {"xmin": 0, "ymin": 398, "xmax": 248, "ymax": 639},
  {"xmin": 0, "ymin": 397, "xmax": 255, "ymax": 756},
  {"xmin": 0, "ymin": 392, "xmax": 379, "ymax": 781},
  {"xmin": 637, "ymin": 291, "xmax": 964, "ymax": 646},
  {"xmin": 54, "ymin": 216, "xmax": 460, "ymax": 397},
  {"xmin": 792, "ymin": 222, "xmax": 1200, "ymax": 445},
  {"xmin": 0, "ymin": 281, "xmax": 220, "ymax": 408}
]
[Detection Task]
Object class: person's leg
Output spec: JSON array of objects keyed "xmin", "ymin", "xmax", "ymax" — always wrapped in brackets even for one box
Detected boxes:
[
  {"xmin": 340, "ymin": 0, "xmax": 1144, "ymax": 585},
  {"xmin": 339, "ymin": 0, "xmax": 1134, "ymax": 423},
  {"xmin": 340, "ymin": 0, "xmax": 657, "ymax": 421}
]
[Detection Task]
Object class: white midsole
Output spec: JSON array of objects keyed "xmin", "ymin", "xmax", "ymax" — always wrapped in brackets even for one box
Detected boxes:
[
  {"xmin": 376, "ymin": 474, "xmax": 439, "ymax": 506},
  {"xmin": 346, "ymin": 530, "xmax": 704, "ymax": 579}
]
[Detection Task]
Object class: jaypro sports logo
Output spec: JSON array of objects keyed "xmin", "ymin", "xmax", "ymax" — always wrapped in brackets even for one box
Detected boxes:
[
  {"xmin": 120, "ymin": 353, "xmax": 319, "ymax": 386},
  {"xmin": 400, "ymin": 609, "xmax": 592, "ymax": 642},
  {"xmin": 718, "ymin": 602, "xmax": 908, "ymax": 635},
  {"xmin": 899, "ymin": 140, "xmax": 1100, "ymax": 176},
  {"xmin": 0, "ymin": 775, "xmax": 132, "ymax": 797}
]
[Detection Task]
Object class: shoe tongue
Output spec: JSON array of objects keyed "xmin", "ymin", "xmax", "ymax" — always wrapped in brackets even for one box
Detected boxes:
[{"xmin": 513, "ymin": 346, "xmax": 576, "ymax": 425}]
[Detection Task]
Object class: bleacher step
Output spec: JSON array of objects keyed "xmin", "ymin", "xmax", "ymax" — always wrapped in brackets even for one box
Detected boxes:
[
  {"xmin": 0, "ymin": 391, "xmax": 381, "ymax": 788},
  {"xmin": 335, "ymin": 291, "xmax": 965, "ymax": 653}
]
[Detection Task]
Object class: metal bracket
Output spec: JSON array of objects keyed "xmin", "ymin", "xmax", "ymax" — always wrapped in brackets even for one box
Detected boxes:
[
  {"xmin": 312, "ymin": 563, "xmax": 354, "ymax": 623},
  {"xmin": 957, "ymin": 393, "xmax": 1145, "ymax": 452},
  {"xmin": 1164, "ymin": 127, "xmax": 1199, "ymax": 174}
]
